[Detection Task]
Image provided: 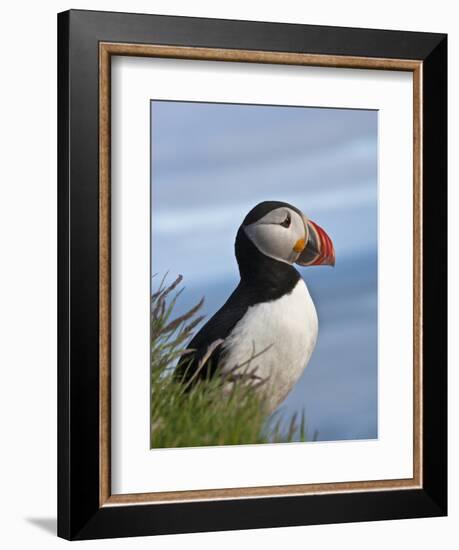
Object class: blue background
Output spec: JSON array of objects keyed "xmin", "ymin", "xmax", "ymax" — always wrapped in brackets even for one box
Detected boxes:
[{"xmin": 151, "ymin": 100, "xmax": 378, "ymax": 442}]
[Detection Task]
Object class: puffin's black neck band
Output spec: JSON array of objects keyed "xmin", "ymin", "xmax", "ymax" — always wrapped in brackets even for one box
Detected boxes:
[{"xmin": 234, "ymin": 227, "xmax": 300, "ymax": 301}]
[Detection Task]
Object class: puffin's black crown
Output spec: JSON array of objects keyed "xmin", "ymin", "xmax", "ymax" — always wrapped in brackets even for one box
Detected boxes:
[{"xmin": 242, "ymin": 200, "xmax": 303, "ymax": 226}]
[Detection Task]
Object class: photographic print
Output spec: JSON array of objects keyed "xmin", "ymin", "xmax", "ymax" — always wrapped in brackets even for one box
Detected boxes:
[
  {"xmin": 59, "ymin": 12, "xmax": 447, "ymax": 538},
  {"xmin": 150, "ymin": 100, "xmax": 378, "ymax": 449}
]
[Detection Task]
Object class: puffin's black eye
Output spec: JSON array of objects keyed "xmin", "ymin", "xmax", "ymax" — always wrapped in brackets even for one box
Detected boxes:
[{"xmin": 280, "ymin": 213, "xmax": 291, "ymax": 228}]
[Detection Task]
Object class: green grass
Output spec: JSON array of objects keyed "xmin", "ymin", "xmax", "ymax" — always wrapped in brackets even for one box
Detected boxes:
[{"xmin": 150, "ymin": 275, "xmax": 307, "ymax": 448}]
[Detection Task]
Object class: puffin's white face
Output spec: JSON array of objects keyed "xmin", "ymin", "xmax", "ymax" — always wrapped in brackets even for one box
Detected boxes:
[{"xmin": 244, "ymin": 207, "xmax": 309, "ymax": 265}]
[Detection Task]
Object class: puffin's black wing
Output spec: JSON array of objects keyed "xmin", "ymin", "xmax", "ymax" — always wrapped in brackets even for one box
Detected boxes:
[{"xmin": 175, "ymin": 282, "xmax": 253, "ymax": 384}]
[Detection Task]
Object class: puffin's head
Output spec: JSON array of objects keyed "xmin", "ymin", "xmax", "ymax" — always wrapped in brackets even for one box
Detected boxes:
[{"xmin": 241, "ymin": 201, "xmax": 335, "ymax": 267}]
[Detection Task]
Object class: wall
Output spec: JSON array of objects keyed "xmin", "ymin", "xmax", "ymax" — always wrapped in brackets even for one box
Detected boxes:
[{"xmin": 0, "ymin": 1, "xmax": 456, "ymax": 548}]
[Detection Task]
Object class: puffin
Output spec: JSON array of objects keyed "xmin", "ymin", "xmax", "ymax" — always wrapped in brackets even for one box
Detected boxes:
[{"xmin": 175, "ymin": 200, "xmax": 335, "ymax": 414}]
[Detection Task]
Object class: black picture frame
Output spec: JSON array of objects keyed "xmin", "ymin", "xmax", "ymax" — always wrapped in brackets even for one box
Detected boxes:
[{"xmin": 58, "ymin": 9, "xmax": 447, "ymax": 540}]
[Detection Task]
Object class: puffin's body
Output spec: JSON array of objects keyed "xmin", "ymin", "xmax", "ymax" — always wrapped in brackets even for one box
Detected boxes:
[
  {"xmin": 175, "ymin": 201, "xmax": 334, "ymax": 414},
  {"xmin": 220, "ymin": 278, "xmax": 318, "ymax": 413}
]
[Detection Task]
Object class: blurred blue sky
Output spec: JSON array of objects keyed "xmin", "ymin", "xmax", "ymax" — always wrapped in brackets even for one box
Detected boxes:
[{"xmin": 151, "ymin": 100, "xmax": 378, "ymax": 442}]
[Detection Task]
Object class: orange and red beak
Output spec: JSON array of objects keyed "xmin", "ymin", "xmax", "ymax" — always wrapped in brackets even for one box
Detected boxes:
[{"xmin": 296, "ymin": 218, "xmax": 335, "ymax": 267}]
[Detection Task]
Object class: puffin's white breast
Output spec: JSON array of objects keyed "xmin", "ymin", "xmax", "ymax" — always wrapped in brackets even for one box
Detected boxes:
[{"xmin": 220, "ymin": 279, "xmax": 318, "ymax": 413}]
